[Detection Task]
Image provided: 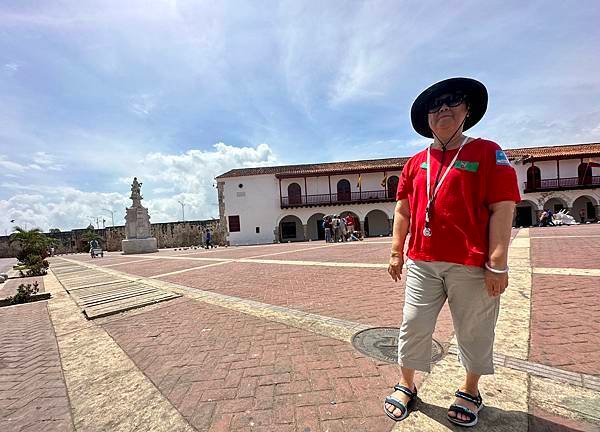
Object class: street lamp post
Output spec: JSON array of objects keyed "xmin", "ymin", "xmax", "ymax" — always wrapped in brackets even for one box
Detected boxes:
[
  {"xmin": 177, "ymin": 200, "xmax": 186, "ymax": 222},
  {"xmin": 102, "ymin": 209, "xmax": 115, "ymax": 227}
]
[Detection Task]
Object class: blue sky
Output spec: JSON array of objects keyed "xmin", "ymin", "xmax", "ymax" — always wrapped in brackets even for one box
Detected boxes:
[{"xmin": 1, "ymin": 0, "xmax": 599, "ymax": 234}]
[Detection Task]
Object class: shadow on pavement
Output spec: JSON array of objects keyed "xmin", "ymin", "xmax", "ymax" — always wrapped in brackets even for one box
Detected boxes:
[{"xmin": 414, "ymin": 399, "xmax": 587, "ymax": 431}]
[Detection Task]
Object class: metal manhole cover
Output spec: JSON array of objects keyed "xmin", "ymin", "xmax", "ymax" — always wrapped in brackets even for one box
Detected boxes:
[{"xmin": 351, "ymin": 327, "xmax": 444, "ymax": 364}]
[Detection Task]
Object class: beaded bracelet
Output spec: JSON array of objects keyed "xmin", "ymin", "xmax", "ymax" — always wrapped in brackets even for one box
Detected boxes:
[{"xmin": 484, "ymin": 262, "xmax": 509, "ymax": 274}]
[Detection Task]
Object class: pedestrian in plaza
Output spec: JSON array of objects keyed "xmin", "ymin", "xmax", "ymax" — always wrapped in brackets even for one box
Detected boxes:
[
  {"xmin": 384, "ymin": 77, "xmax": 520, "ymax": 427},
  {"xmin": 323, "ymin": 216, "xmax": 332, "ymax": 243},
  {"xmin": 332, "ymin": 216, "xmax": 341, "ymax": 242},
  {"xmin": 339, "ymin": 216, "xmax": 347, "ymax": 242},
  {"xmin": 205, "ymin": 229, "xmax": 213, "ymax": 249},
  {"xmin": 546, "ymin": 209, "xmax": 555, "ymax": 226},
  {"xmin": 345, "ymin": 214, "xmax": 355, "ymax": 234},
  {"xmin": 579, "ymin": 208, "xmax": 586, "ymax": 224}
]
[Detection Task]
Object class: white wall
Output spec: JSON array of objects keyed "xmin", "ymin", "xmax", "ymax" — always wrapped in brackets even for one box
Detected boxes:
[{"xmin": 222, "ymin": 175, "xmax": 281, "ymax": 245}]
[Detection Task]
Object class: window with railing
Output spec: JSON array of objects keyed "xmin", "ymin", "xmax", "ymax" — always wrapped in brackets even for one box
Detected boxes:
[
  {"xmin": 527, "ymin": 166, "xmax": 541, "ymax": 190},
  {"xmin": 288, "ymin": 183, "xmax": 302, "ymax": 205},
  {"xmin": 337, "ymin": 179, "xmax": 351, "ymax": 201},
  {"xmin": 387, "ymin": 176, "xmax": 399, "ymax": 199},
  {"xmin": 578, "ymin": 163, "xmax": 593, "ymax": 185}
]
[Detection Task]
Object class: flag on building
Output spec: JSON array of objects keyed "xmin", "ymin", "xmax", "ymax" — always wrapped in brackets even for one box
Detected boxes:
[
  {"xmin": 356, "ymin": 174, "xmax": 362, "ymax": 189},
  {"xmin": 380, "ymin": 173, "xmax": 388, "ymax": 188}
]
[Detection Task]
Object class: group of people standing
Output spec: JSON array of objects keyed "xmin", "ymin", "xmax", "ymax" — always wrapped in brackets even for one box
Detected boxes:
[{"xmin": 322, "ymin": 214, "xmax": 363, "ymax": 242}]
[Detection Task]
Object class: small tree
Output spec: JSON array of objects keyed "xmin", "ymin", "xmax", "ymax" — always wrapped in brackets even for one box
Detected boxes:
[
  {"xmin": 49, "ymin": 228, "xmax": 61, "ymax": 233},
  {"xmin": 9, "ymin": 227, "xmax": 54, "ymax": 276}
]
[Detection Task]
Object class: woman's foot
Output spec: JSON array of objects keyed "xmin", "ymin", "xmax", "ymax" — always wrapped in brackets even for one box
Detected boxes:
[
  {"xmin": 447, "ymin": 388, "xmax": 483, "ymax": 427},
  {"xmin": 384, "ymin": 384, "xmax": 417, "ymax": 420}
]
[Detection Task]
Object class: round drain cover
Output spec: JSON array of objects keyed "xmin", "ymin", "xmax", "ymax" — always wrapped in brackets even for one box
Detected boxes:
[{"xmin": 351, "ymin": 327, "xmax": 444, "ymax": 364}]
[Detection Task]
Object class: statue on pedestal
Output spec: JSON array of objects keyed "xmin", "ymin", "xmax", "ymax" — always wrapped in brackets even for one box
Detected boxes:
[{"xmin": 122, "ymin": 177, "xmax": 158, "ymax": 254}]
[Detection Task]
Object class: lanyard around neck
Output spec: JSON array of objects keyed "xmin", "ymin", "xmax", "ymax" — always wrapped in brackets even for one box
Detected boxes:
[{"xmin": 425, "ymin": 136, "xmax": 469, "ymax": 222}]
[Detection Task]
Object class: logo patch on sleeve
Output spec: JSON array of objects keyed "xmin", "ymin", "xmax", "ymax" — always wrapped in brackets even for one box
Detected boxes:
[
  {"xmin": 496, "ymin": 150, "xmax": 510, "ymax": 166},
  {"xmin": 420, "ymin": 162, "xmax": 428, "ymax": 169}
]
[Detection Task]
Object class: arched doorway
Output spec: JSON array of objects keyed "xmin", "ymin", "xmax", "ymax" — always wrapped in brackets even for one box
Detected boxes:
[
  {"xmin": 515, "ymin": 200, "xmax": 537, "ymax": 227},
  {"xmin": 527, "ymin": 166, "xmax": 541, "ymax": 190},
  {"xmin": 288, "ymin": 183, "xmax": 302, "ymax": 205},
  {"xmin": 279, "ymin": 215, "xmax": 304, "ymax": 242},
  {"xmin": 544, "ymin": 197, "xmax": 567, "ymax": 213},
  {"xmin": 339, "ymin": 211, "xmax": 361, "ymax": 232},
  {"xmin": 307, "ymin": 213, "xmax": 325, "ymax": 240},
  {"xmin": 578, "ymin": 163, "xmax": 593, "ymax": 185},
  {"xmin": 364, "ymin": 209, "xmax": 390, "ymax": 237},
  {"xmin": 572, "ymin": 195, "xmax": 598, "ymax": 223},
  {"xmin": 387, "ymin": 176, "xmax": 399, "ymax": 199},
  {"xmin": 337, "ymin": 179, "xmax": 351, "ymax": 202}
]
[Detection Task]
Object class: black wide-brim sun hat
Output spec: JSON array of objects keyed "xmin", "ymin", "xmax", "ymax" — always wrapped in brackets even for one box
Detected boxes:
[{"xmin": 411, "ymin": 77, "xmax": 488, "ymax": 138}]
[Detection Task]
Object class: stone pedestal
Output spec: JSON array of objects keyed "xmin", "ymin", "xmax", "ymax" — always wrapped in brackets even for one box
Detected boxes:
[
  {"xmin": 121, "ymin": 177, "xmax": 158, "ymax": 254},
  {"xmin": 122, "ymin": 238, "xmax": 157, "ymax": 254}
]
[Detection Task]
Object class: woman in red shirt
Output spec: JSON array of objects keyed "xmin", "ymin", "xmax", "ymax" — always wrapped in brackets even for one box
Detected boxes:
[{"xmin": 383, "ymin": 78, "xmax": 520, "ymax": 427}]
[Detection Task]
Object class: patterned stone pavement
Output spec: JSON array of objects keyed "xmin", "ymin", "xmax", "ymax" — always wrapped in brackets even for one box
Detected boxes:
[
  {"xmin": 0, "ymin": 302, "xmax": 73, "ymax": 432},
  {"xmin": 0, "ymin": 227, "xmax": 599, "ymax": 431},
  {"xmin": 102, "ymin": 297, "xmax": 401, "ymax": 432}
]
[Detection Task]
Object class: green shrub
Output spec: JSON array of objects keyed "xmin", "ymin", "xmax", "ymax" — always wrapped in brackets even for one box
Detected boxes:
[
  {"xmin": 17, "ymin": 255, "xmax": 49, "ymax": 277},
  {"xmin": 7, "ymin": 281, "xmax": 40, "ymax": 304}
]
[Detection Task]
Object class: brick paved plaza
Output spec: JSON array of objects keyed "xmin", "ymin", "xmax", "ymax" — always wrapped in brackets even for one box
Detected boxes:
[{"xmin": 1, "ymin": 227, "xmax": 599, "ymax": 431}]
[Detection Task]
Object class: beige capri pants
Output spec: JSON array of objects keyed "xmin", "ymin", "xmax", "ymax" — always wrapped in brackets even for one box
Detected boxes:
[{"xmin": 398, "ymin": 259, "xmax": 500, "ymax": 375}]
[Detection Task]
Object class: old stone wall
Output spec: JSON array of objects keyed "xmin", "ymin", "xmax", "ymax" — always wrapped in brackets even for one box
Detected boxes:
[{"xmin": 0, "ymin": 219, "xmax": 225, "ymax": 258}]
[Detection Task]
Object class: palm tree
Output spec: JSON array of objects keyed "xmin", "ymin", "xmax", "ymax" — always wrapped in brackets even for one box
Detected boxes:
[{"xmin": 10, "ymin": 226, "xmax": 54, "ymax": 258}]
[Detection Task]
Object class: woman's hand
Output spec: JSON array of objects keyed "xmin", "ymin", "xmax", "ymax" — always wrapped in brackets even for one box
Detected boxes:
[
  {"xmin": 388, "ymin": 256, "xmax": 404, "ymax": 282},
  {"xmin": 484, "ymin": 270, "xmax": 508, "ymax": 297}
]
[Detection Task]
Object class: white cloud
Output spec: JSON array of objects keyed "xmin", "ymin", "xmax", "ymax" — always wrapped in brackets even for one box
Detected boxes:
[
  {"xmin": 0, "ymin": 142, "xmax": 278, "ymax": 235},
  {"xmin": 4, "ymin": 63, "xmax": 19, "ymax": 74},
  {"xmin": 129, "ymin": 94, "xmax": 157, "ymax": 117},
  {"xmin": 32, "ymin": 151, "xmax": 63, "ymax": 170},
  {"xmin": 0, "ymin": 155, "xmax": 27, "ymax": 173},
  {"xmin": 0, "ymin": 153, "xmax": 63, "ymax": 175},
  {"xmin": 0, "ymin": 185, "xmax": 129, "ymax": 235}
]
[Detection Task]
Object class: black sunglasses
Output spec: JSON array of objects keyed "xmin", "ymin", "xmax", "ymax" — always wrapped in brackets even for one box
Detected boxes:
[{"xmin": 427, "ymin": 93, "xmax": 466, "ymax": 113}]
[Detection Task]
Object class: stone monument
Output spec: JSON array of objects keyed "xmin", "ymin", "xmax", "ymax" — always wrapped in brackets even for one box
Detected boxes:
[{"xmin": 121, "ymin": 177, "xmax": 158, "ymax": 254}]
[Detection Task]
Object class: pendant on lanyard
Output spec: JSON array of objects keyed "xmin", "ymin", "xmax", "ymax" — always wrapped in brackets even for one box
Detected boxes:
[{"xmin": 423, "ymin": 136, "xmax": 469, "ymax": 237}]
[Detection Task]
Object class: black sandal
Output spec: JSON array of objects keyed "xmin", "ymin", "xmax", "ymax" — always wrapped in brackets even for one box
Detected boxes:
[
  {"xmin": 447, "ymin": 389, "xmax": 484, "ymax": 427},
  {"xmin": 383, "ymin": 384, "xmax": 417, "ymax": 422}
]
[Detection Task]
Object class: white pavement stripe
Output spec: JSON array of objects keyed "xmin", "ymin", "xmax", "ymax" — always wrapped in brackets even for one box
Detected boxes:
[
  {"xmin": 103, "ymin": 258, "xmax": 161, "ymax": 267},
  {"xmin": 530, "ymin": 235, "xmax": 600, "ymax": 239},
  {"xmin": 243, "ymin": 243, "xmax": 341, "ymax": 259},
  {"xmin": 533, "ymin": 267, "xmax": 600, "ymax": 277},
  {"xmin": 149, "ymin": 261, "xmax": 231, "ymax": 278},
  {"xmin": 236, "ymin": 258, "xmax": 388, "ymax": 268},
  {"xmin": 112, "ymin": 250, "xmax": 388, "ymax": 269}
]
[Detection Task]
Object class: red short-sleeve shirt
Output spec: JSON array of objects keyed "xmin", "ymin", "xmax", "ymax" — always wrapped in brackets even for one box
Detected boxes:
[{"xmin": 396, "ymin": 138, "xmax": 520, "ymax": 267}]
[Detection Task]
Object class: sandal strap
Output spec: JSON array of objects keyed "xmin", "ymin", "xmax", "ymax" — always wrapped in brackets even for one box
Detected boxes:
[
  {"xmin": 454, "ymin": 390, "xmax": 482, "ymax": 406},
  {"xmin": 448, "ymin": 404, "xmax": 477, "ymax": 423},
  {"xmin": 393, "ymin": 384, "xmax": 416, "ymax": 398},
  {"xmin": 384, "ymin": 396, "xmax": 407, "ymax": 416}
]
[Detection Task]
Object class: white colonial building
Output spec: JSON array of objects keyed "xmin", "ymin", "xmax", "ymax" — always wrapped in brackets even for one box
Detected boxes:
[{"xmin": 216, "ymin": 142, "xmax": 600, "ymax": 245}]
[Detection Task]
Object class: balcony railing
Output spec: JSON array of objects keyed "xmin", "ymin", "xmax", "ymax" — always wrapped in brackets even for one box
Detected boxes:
[
  {"xmin": 281, "ymin": 190, "xmax": 394, "ymax": 208},
  {"xmin": 524, "ymin": 176, "xmax": 600, "ymax": 192}
]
